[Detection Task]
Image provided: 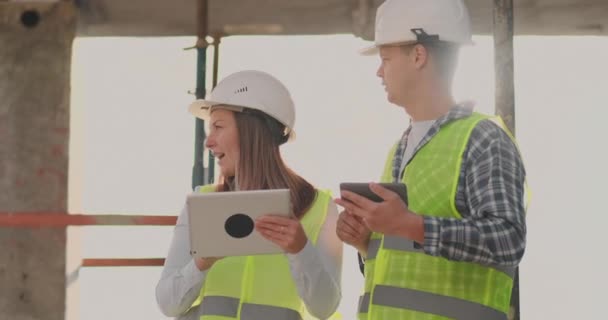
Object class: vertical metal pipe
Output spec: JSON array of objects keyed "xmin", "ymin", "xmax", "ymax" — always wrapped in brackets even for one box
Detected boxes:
[
  {"xmin": 192, "ymin": 0, "xmax": 209, "ymax": 189},
  {"xmin": 213, "ymin": 35, "xmax": 221, "ymax": 88},
  {"xmin": 207, "ymin": 35, "xmax": 222, "ymax": 183},
  {"xmin": 494, "ymin": 0, "xmax": 516, "ymax": 135},
  {"xmin": 493, "ymin": 1, "xmax": 519, "ymax": 319}
]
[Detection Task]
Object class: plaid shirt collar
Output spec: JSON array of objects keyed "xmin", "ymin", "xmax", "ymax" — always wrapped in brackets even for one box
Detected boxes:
[{"xmin": 392, "ymin": 105, "xmax": 473, "ymax": 182}]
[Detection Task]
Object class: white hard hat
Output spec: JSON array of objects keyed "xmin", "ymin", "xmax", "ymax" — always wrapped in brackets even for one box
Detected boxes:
[
  {"xmin": 360, "ymin": 0, "xmax": 473, "ymax": 55},
  {"xmin": 188, "ymin": 70, "xmax": 296, "ymax": 141}
]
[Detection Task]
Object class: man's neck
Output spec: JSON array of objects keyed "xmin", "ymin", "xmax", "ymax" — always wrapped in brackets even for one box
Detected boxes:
[{"xmin": 404, "ymin": 88, "xmax": 454, "ymax": 122}]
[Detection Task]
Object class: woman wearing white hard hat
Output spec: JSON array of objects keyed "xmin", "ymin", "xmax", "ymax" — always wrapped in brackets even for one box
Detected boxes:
[{"xmin": 156, "ymin": 70, "xmax": 342, "ymax": 320}]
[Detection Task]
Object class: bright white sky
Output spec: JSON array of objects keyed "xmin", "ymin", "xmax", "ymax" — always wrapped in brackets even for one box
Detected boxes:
[{"xmin": 67, "ymin": 34, "xmax": 608, "ymax": 320}]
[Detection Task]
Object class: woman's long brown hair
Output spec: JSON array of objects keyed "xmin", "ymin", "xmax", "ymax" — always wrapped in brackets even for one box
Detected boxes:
[{"xmin": 216, "ymin": 109, "xmax": 316, "ymax": 218}]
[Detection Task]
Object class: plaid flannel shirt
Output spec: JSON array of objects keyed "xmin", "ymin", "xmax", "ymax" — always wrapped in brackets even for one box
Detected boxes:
[{"xmin": 390, "ymin": 106, "xmax": 527, "ymax": 266}]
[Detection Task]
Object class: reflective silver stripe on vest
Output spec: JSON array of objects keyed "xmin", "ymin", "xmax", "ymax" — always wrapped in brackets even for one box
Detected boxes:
[
  {"xmin": 372, "ymin": 285, "xmax": 507, "ymax": 320},
  {"xmin": 382, "ymin": 236, "xmax": 515, "ymax": 279},
  {"xmin": 241, "ymin": 302, "xmax": 302, "ymax": 320},
  {"xmin": 200, "ymin": 296, "xmax": 302, "ymax": 320},
  {"xmin": 358, "ymin": 292, "xmax": 371, "ymax": 313},
  {"xmin": 383, "ymin": 235, "xmax": 424, "ymax": 253},
  {"xmin": 367, "ymin": 238, "xmax": 382, "ymax": 259},
  {"xmin": 493, "ymin": 265, "xmax": 515, "ymax": 278},
  {"xmin": 201, "ymin": 296, "xmax": 239, "ymax": 317}
]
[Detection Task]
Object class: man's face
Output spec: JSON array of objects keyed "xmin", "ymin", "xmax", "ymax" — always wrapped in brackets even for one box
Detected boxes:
[{"xmin": 376, "ymin": 45, "xmax": 418, "ymax": 107}]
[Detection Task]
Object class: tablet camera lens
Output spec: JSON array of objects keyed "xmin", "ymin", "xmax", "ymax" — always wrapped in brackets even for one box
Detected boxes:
[{"xmin": 225, "ymin": 213, "xmax": 254, "ymax": 238}]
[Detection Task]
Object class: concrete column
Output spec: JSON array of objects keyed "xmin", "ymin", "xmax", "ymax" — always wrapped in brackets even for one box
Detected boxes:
[{"xmin": 0, "ymin": 1, "xmax": 76, "ymax": 319}]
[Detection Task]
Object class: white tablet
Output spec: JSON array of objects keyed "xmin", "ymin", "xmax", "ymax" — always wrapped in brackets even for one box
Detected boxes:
[{"xmin": 186, "ymin": 188, "xmax": 292, "ymax": 258}]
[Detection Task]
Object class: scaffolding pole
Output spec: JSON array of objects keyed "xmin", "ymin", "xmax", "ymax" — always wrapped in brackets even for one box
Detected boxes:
[
  {"xmin": 207, "ymin": 34, "xmax": 222, "ymax": 183},
  {"xmin": 192, "ymin": 0, "xmax": 209, "ymax": 189},
  {"xmin": 494, "ymin": 0, "xmax": 516, "ymax": 135},
  {"xmin": 493, "ymin": 1, "xmax": 519, "ymax": 319}
]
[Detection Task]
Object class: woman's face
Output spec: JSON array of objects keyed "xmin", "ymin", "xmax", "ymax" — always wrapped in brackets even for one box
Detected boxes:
[{"xmin": 205, "ymin": 108, "xmax": 240, "ymax": 178}]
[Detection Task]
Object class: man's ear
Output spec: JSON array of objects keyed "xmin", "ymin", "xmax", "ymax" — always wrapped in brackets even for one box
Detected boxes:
[{"xmin": 412, "ymin": 44, "xmax": 430, "ymax": 70}]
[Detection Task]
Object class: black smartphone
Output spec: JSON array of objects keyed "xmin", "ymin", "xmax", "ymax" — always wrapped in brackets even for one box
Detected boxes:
[{"xmin": 339, "ymin": 182, "xmax": 408, "ymax": 204}]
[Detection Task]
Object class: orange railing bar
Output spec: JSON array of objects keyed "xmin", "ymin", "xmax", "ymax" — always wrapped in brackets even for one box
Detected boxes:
[
  {"xmin": 0, "ymin": 212, "xmax": 176, "ymax": 268},
  {"xmin": 81, "ymin": 258, "xmax": 166, "ymax": 267},
  {"xmin": 0, "ymin": 213, "xmax": 177, "ymax": 227}
]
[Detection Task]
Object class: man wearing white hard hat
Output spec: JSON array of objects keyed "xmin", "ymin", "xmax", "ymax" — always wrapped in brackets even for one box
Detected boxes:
[
  {"xmin": 335, "ymin": 1, "xmax": 527, "ymax": 319},
  {"xmin": 157, "ymin": 70, "xmax": 343, "ymax": 320}
]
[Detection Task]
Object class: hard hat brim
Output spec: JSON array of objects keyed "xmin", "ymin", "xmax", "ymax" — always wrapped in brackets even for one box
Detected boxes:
[
  {"xmin": 359, "ymin": 38, "xmax": 475, "ymax": 56},
  {"xmin": 359, "ymin": 44, "xmax": 380, "ymax": 56},
  {"xmin": 188, "ymin": 99, "xmax": 244, "ymax": 120},
  {"xmin": 188, "ymin": 99, "xmax": 296, "ymax": 141}
]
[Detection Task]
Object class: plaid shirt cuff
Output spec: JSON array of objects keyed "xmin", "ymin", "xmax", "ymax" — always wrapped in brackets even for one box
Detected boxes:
[{"xmin": 423, "ymin": 217, "xmax": 441, "ymax": 256}]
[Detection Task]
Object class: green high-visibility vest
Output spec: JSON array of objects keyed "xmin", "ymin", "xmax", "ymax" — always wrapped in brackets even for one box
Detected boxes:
[
  {"xmin": 358, "ymin": 113, "xmax": 516, "ymax": 320},
  {"xmin": 189, "ymin": 185, "xmax": 337, "ymax": 320}
]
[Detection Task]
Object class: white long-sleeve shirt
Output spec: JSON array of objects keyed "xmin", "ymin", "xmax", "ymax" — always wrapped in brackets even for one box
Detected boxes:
[{"xmin": 156, "ymin": 188, "xmax": 343, "ymax": 320}]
